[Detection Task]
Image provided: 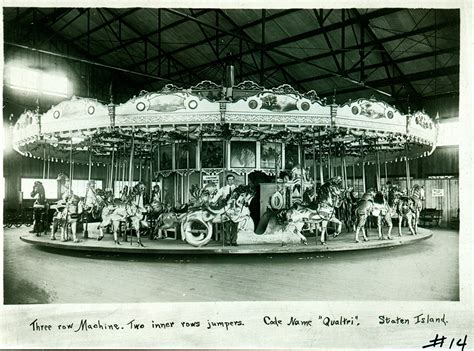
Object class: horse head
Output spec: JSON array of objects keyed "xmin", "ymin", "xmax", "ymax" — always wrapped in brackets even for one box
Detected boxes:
[
  {"xmin": 230, "ymin": 185, "xmax": 256, "ymax": 207},
  {"xmin": 31, "ymin": 181, "xmax": 45, "ymax": 197},
  {"xmin": 133, "ymin": 182, "xmax": 147, "ymax": 195},
  {"xmin": 387, "ymin": 187, "xmax": 402, "ymax": 208},
  {"xmin": 318, "ymin": 177, "xmax": 344, "ymax": 208}
]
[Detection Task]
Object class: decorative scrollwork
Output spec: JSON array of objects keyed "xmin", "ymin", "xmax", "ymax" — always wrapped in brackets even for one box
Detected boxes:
[
  {"xmin": 303, "ymin": 90, "xmax": 320, "ymax": 103},
  {"xmin": 191, "ymin": 80, "xmax": 222, "ymax": 90},
  {"xmin": 271, "ymin": 84, "xmax": 300, "ymax": 96},
  {"xmin": 201, "ymin": 168, "xmax": 225, "ymax": 175},
  {"xmin": 158, "ymin": 170, "xmax": 174, "ymax": 177},
  {"xmin": 160, "ymin": 84, "xmax": 183, "ymax": 93},
  {"xmin": 412, "ymin": 111, "xmax": 434, "ymax": 129},
  {"xmin": 233, "ymin": 80, "xmax": 265, "ymax": 91}
]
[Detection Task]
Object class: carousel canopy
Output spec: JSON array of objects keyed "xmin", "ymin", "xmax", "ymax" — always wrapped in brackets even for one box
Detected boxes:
[{"xmin": 12, "ymin": 80, "xmax": 437, "ymax": 167}]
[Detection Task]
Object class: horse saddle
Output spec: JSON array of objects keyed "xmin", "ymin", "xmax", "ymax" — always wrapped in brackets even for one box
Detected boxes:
[{"xmin": 317, "ymin": 205, "xmax": 333, "ymax": 219}]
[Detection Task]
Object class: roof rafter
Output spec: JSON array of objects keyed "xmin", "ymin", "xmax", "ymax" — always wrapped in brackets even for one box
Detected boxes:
[
  {"xmin": 159, "ymin": 9, "xmax": 403, "ymax": 82},
  {"xmin": 94, "ymin": 9, "xmax": 214, "ymax": 60},
  {"xmin": 350, "ymin": 9, "xmax": 420, "ymax": 99},
  {"xmin": 102, "ymin": 8, "xmax": 206, "ymax": 84},
  {"xmin": 225, "ymin": 18, "xmax": 459, "ymax": 87},
  {"xmin": 67, "ymin": 8, "xmax": 140, "ymax": 44},
  {"xmin": 295, "ymin": 46, "xmax": 459, "ymax": 86},
  {"xmin": 126, "ymin": 8, "xmax": 301, "ymax": 70},
  {"xmin": 318, "ymin": 65, "xmax": 459, "ymax": 99}
]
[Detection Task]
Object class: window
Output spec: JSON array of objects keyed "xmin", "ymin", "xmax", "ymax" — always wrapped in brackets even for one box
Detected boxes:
[
  {"xmin": 437, "ymin": 120, "xmax": 460, "ymax": 146},
  {"xmin": 20, "ymin": 178, "xmax": 103, "ymax": 200},
  {"xmin": 21, "ymin": 178, "xmax": 58, "ymax": 199},
  {"xmin": 6, "ymin": 66, "xmax": 70, "ymax": 97},
  {"xmin": 70, "ymin": 180, "xmax": 103, "ymax": 197},
  {"xmin": 113, "ymin": 181, "xmax": 159, "ymax": 198}
]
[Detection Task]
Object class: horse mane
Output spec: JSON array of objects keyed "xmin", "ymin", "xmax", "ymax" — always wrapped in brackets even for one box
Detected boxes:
[
  {"xmin": 387, "ymin": 188, "xmax": 398, "ymax": 207},
  {"xmin": 373, "ymin": 192, "xmax": 385, "ymax": 205},
  {"xmin": 32, "ymin": 182, "xmax": 46, "ymax": 201},
  {"xmin": 232, "ymin": 184, "xmax": 256, "ymax": 198},
  {"xmin": 317, "ymin": 181, "xmax": 332, "ymax": 201},
  {"xmin": 36, "ymin": 182, "xmax": 45, "ymax": 194}
]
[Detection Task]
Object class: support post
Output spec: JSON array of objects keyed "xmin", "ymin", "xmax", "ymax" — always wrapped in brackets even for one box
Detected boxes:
[
  {"xmin": 42, "ymin": 144, "xmax": 46, "ymax": 179},
  {"xmin": 376, "ymin": 151, "xmax": 381, "ymax": 190},
  {"xmin": 405, "ymin": 157, "xmax": 411, "ymax": 193},
  {"xmin": 313, "ymin": 129, "xmax": 317, "ymax": 197},
  {"xmin": 88, "ymin": 144, "xmax": 92, "ymax": 181},
  {"xmin": 362, "ymin": 160, "xmax": 366, "ymax": 193},
  {"xmin": 128, "ymin": 133, "xmax": 135, "ymax": 190},
  {"xmin": 110, "ymin": 146, "xmax": 115, "ymax": 191},
  {"xmin": 69, "ymin": 138, "xmax": 73, "ymax": 191}
]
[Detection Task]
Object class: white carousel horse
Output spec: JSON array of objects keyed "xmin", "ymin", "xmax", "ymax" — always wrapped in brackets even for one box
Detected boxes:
[
  {"xmin": 98, "ymin": 199, "xmax": 144, "ymax": 246},
  {"xmin": 181, "ymin": 185, "xmax": 255, "ymax": 247},
  {"xmin": 396, "ymin": 185, "xmax": 423, "ymax": 236},
  {"xmin": 284, "ymin": 176, "xmax": 344, "ymax": 246},
  {"xmin": 152, "ymin": 183, "xmax": 213, "ymax": 240},
  {"xmin": 50, "ymin": 191, "xmax": 84, "ymax": 243},
  {"xmin": 353, "ymin": 187, "xmax": 400, "ymax": 243},
  {"xmin": 153, "ymin": 185, "xmax": 255, "ymax": 247}
]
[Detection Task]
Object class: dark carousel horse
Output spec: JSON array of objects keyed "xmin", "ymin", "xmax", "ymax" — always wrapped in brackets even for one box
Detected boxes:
[
  {"xmin": 354, "ymin": 187, "xmax": 400, "ymax": 243},
  {"xmin": 30, "ymin": 181, "xmax": 50, "ymax": 236},
  {"xmin": 335, "ymin": 187, "xmax": 358, "ymax": 233},
  {"xmin": 396, "ymin": 184, "xmax": 423, "ymax": 236}
]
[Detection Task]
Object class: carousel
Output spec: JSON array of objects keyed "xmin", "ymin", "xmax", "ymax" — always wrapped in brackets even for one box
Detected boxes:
[{"xmin": 13, "ymin": 77, "xmax": 436, "ymax": 254}]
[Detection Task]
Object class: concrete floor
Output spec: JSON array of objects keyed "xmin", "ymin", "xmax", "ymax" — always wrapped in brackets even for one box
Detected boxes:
[{"xmin": 3, "ymin": 226, "xmax": 459, "ymax": 304}]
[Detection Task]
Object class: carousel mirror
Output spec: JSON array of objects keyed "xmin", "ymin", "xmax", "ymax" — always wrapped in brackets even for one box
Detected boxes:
[
  {"xmin": 175, "ymin": 142, "xmax": 196, "ymax": 170},
  {"xmin": 284, "ymin": 144, "xmax": 299, "ymax": 170},
  {"xmin": 230, "ymin": 141, "xmax": 256, "ymax": 168},
  {"xmin": 159, "ymin": 144, "xmax": 173, "ymax": 170},
  {"xmin": 260, "ymin": 142, "xmax": 281, "ymax": 169},
  {"xmin": 201, "ymin": 141, "xmax": 224, "ymax": 169}
]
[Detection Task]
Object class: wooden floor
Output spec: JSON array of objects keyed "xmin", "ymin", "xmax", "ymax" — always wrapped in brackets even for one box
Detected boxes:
[
  {"xmin": 19, "ymin": 228, "xmax": 433, "ymax": 254},
  {"xmin": 3, "ymin": 226, "xmax": 458, "ymax": 304}
]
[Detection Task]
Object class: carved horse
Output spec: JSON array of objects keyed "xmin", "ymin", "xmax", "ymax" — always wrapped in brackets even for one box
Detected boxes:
[
  {"xmin": 82, "ymin": 182, "xmax": 108, "ymax": 236},
  {"xmin": 153, "ymin": 183, "xmax": 214, "ymax": 240},
  {"xmin": 337, "ymin": 188, "xmax": 358, "ymax": 232},
  {"xmin": 98, "ymin": 199, "xmax": 144, "ymax": 246},
  {"xmin": 83, "ymin": 182, "xmax": 107, "ymax": 220},
  {"xmin": 30, "ymin": 181, "xmax": 50, "ymax": 235},
  {"xmin": 182, "ymin": 185, "xmax": 255, "ymax": 247},
  {"xmin": 50, "ymin": 190, "xmax": 84, "ymax": 242},
  {"xmin": 284, "ymin": 176, "xmax": 344, "ymax": 245},
  {"xmin": 396, "ymin": 185, "xmax": 423, "ymax": 236},
  {"xmin": 353, "ymin": 187, "xmax": 399, "ymax": 243}
]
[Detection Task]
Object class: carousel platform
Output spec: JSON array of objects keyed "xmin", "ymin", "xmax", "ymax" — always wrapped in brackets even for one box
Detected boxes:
[{"xmin": 19, "ymin": 227, "xmax": 433, "ymax": 255}]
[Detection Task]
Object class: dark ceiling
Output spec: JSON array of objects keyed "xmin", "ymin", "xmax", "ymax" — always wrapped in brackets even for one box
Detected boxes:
[{"xmin": 3, "ymin": 7, "xmax": 460, "ymax": 118}]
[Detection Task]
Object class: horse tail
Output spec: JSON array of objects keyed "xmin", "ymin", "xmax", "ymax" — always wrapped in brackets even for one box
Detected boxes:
[{"xmin": 254, "ymin": 210, "xmax": 275, "ymax": 235}]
